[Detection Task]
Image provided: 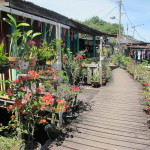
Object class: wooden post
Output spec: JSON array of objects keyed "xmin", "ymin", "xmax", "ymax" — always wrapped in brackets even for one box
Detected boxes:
[
  {"xmin": 76, "ymin": 32, "xmax": 79, "ymax": 53},
  {"xmin": 93, "ymin": 35, "xmax": 96, "ymax": 58},
  {"xmin": 99, "ymin": 37, "xmax": 103, "ymax": 86}
]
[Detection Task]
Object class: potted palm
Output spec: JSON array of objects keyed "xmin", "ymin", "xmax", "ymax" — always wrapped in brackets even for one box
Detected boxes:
[{"xmin": 0, "ymin": 42, "xmax": 9, "ymax": 73}]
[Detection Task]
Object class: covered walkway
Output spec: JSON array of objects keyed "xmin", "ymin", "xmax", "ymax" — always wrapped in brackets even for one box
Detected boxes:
[{"xmin": 50, "ymin": 67, "xmax": 150, "ymax": 150}]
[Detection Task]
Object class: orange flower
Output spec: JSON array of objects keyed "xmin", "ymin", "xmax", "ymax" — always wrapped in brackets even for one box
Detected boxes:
[
  {"xmin": 11, "ymin": 115, "xmax": 16, "ymax": 118},
  {"xmin": 54, "ymin": 107, "xmax": 60, "ymax": 112},
  {"xmin": 39, "ymin": 119, "xmax": 47, "ymax": 124},
  {"xmin": 28, "ymin": 70, "xmax": 38, "ymax": 79}
]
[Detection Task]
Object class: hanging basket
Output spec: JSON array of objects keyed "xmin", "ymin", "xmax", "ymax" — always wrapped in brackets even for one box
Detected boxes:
[
  {"xmin": 0, "ymin": 64, "xmax": 9, "ymax": 73},
  {"xmin": 8, "ymin": 57, "xmax": 20, "ymax": 69},
  {"xmin": 29, "ymin": 58, "xmax": 37, "ymax": 67},
  {"xmin": 19, "ymin": 60, "xmax": 29, "ymax": 69}
]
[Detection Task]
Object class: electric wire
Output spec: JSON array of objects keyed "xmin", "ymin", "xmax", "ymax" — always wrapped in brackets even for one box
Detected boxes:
[
  {"xmin": 87, "ymin": 5, "xmax": 116, "ymax": 19},
  {"xmin": 101, "ymin": 6, "xmax": 118, "ymax": 20},
  {"xmin": 122, "ymin": 3, "xmax": 147, "ymax": 42}
]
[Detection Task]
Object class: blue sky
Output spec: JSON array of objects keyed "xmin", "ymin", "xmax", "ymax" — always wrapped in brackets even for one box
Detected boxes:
[{"xmin": 27, "ymin": 0, "xmax": 150, "ymax": 42}]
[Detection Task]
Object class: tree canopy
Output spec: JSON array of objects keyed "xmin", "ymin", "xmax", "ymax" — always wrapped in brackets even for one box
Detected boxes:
[{"xmin": 81, "ymin": 16, "xmax": 124, "ymax": 35}]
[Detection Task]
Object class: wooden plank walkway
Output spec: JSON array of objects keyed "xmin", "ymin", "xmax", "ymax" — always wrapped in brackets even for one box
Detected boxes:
[{"xmin": 50, "ymin": 67, "xmax": 150, "ymax": 150}]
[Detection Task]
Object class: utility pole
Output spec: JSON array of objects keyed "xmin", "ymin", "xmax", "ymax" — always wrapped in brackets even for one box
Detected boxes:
[
  {"xmin": 118, "ymin": 0, "xmax": 122, "ymax": 49},
  {"xmin": 132, "ymin": 24, "xmax": 144, "ymax": 38}
]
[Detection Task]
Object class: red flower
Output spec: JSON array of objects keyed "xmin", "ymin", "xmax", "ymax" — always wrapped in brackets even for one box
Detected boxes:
[
  {"xmin": 147, "ymin": 106, "xmax": 150, "ymax": 110},
  {"xmin": 28, "ymin": 70, "xmax": 38, "ymax": 79},
  {"xmin": 42, "ymin": 93, "xmax": 54, "ymax": 105},
  {"xmin": 47, "ymin": 67, "xmax": 55, "ymax": 72},
  {"xmin": 7, "ymin": 105, "xmax": 14, "ymax": 111},
  {"xmin": 76, "ymin": 54, "xmax": 83, "ymax": 59},
  {"xmin": 27, "ymin": 40, "xmax": 36, "ymax": 46},
  {"xmin": 21, "ymin": 76, "xmax": 31, "ymax": 81},
  {"xmin": 13, "ymin": 78, "xmax": 21, "ymax": 84},
  {"xmin": 72, "ymin": 86, "xmax": 79, "ymax": 91},
  {"xmin": 19, "ymin": 87, "xmax": 25, "ymax": 91},
  {"xmin": 7, "ymin": 89, "xmax": 13, "ymax": 96},
  {"xmin": 61, "ymin": 43, "xmax": 65, "ymax": 46},
  {"xmin": 39, "ymin": 119, "xmax": 47, "ymax": 124},
  {"xmin": 36, "ymin": 88, "xmax": 44, "ymax": 93}
]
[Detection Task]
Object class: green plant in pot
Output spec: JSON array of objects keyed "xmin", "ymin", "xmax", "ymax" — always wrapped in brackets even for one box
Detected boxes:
[
  {"xmin": 0, "ymin": 42, "xmax": 9, "ymax": 73},
  {"xmin": 91, "ymin": 70, "xmax": 100, "ymax": 87},
  {"xmin": 3, "ymin": 14, "xmax": 29, "ymax": 69},
  {"xmin": 37, "ymin": 41, "xmax": 58, "ymax": 66}
]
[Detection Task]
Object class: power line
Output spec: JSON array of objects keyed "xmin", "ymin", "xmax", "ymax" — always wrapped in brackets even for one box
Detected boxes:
[
  {"xmin": 122, "ymin": 3, "xmax": 147, "ymax": 42},
  {"xmin": 101, "ymin": 6, "xmax": 118, "ymax": 20},
  {"xmin": 87, "ymin": 5, "xmax": 116, "ymax": 19}
]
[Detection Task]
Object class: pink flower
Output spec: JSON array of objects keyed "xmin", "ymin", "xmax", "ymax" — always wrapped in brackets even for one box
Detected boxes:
[
  {"xmin": 21, "ymin": 99, "xmax": 27, "ymax": 104},
  {"xmin": 78, "ymin": 62, "xmax": 82, "ymax": 67},
  {"xmin": 36, "ymin": 88, "xmax": 44, "ymax": 93},
  {"xmin": 72, "ymin": 86, "xmax": 79, "ymax": 91},
  {"xmin": 27, "ymin": 40, "xmax": 36, "ymax": 46},
  {"xmin": 143, "ymin": 83, "xmax": 150, "ymax": 86},
  {"xmin": 82, "ymin": 80, "xmax": 85, "ymax": 84},
  {"xmin": 76, "ymin": 54, "xmax": 83, "ymax": 59},
  {"xmin": 52, "ymin": 73, "xmax": 59, "ymax": 79},
  {"xmin": 41, "ymin": 106, "xmax": 46, "ymax": 111}
]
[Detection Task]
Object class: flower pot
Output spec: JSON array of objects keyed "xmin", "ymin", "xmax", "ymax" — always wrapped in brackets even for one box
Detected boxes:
[
  {"xmin": 19, "ymin": 141, "xmax": 41, "ymax": 150},
  {"xmin": 91, "ymin": 82, "xmax": 100, "ymax": 88},
  {"xmin": 102, "ymin": 78, "xmax": 107, "ymax": 85},
  {"xmin": 8, "ymin": 57, "xmax": 20, "ymax": 69},
  {"xmin": 37, "ymin": 59, "xmax": 46, "ymax": 66},
  {"xmin": 0, "ymin": 64, "xmax": 9, "ymax": 73},
  {"xmin": 29, "ymin": 58, "xmax": 37, "ymax": 67},
  {"xmin": 19, "ymin": 60, "xmax": 29, "ymax": 69}
]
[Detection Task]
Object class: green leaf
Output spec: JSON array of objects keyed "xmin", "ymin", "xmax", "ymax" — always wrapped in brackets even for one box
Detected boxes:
[
  {"xmin": 3, "ymin": 18, "xmax": 16, "ymax": 29},
  {"xmin": 16, "ymin": 23, "xmax": 30, "ymax": 28},
  {"xmin": 7, "ymin": 14, "xmax": 17, "ymax": 27},
  {"xmin": 26, "ymin": 30, "xmax": 33, "ymax": 36},
  {"xmin": 32, "ymin": 32, "xmax": 41, "ymax": 39}
]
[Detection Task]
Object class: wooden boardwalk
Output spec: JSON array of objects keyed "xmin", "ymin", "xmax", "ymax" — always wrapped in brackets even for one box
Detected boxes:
[{"xmin": 50, "ymin": 67, "xmax": 150, "ymax": 150}]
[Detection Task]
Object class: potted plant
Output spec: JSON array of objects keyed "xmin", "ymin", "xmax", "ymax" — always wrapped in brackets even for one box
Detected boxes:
[
  {"xmin": 3, "ymin": 14, "xmax": 30, "ymax": 69},
  {"xmin": 19, "ymin": 30, "xmax": 41, "ymax": 69},
  {"xmin": 36, "ymin": 41, "xmax": 57, "ymax": 66},
  {"xmin": 91, "ymin": 70, "xmax": 100, "ymax": 87},
  {"xmin": 0, "ymin": 42, "xmax": 9, "ymax": 73}
]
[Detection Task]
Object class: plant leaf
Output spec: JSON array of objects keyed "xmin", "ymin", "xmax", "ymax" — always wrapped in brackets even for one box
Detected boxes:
[{"xmin": 16, "ymin": 23, "xmax": 30, "ymax": 28}]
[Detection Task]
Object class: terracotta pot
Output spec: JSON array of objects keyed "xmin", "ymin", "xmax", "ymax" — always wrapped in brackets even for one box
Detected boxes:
[
  {"xmin": 8, "ymin": 57, "xmax": 20, "ymax": 69},
  {"xmin": 19, "ymin": 60, "xmax": 29, "ymax": 69},
  {"xmin": 29, "ymin": 58, "xmax": 37, "ymax": 67}
]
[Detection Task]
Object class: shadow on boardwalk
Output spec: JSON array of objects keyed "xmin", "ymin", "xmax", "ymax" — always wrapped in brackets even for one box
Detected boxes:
[{"xmin": 45, "ymin": 67, "xmax": 150, "ymax": 150}]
